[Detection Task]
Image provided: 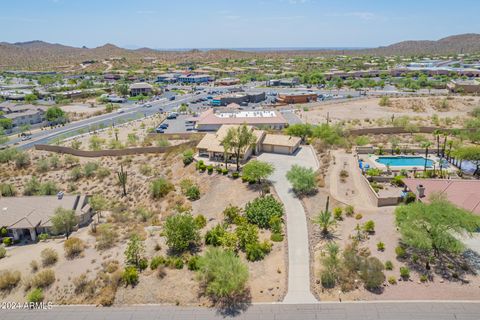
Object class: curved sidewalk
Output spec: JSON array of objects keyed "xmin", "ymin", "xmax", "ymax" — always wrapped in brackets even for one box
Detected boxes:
[{"xmin": 258, "ymin": 146, "xmax": 318, "ymax": 303}]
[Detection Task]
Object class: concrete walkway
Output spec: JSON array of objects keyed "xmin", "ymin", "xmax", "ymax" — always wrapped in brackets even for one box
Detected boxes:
[{"xmin": 258, "ymin": 147, "xmax": 318, "ymax": 303}]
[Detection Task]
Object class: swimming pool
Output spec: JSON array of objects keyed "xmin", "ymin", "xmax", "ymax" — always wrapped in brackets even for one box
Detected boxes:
[{"xmin": 375, "ymin": 156, "xmax": 434, "ymax": 167}]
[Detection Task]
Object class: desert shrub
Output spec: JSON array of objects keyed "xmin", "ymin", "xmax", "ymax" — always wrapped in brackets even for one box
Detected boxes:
[
  {"xmin": 333, "ymin": 207, "xmax": 343, "ymax": 220},
  {"xmin": 395, "ymin": 246, "xmax": 407, "ymax": 259},
  {"xmin": 30, "ymin": 260, "xmax": 39, "ymax": 272},
  {"xmin": 27, "ymin": 288, "xmax": 44, "ymax": 303},
  {"xmin": 194, "ymin": 214, "xmax": 207, "ymax": 229},
  {"xmin": 64, "ymin": 237, "xmax": 85, "ymax": 259},
  {"xmin": 235, "ymin": 223, "xmax": 259, "ymax": 250},
  {"xmin": 39, "ymin": 181, "xmax": 58, "ymax": 195},
  {"xmin": 188, "ymin": 256, "xmax": 200, "ymax": 271},
  {"xmin": 70, "ymin": 166, "xmax": 83, "ymax": 181},
  {"xmin": 150, "ymin": 177, "xmax": 174, "ymax": 199},
  {"xmin": 134, "ymin": 207, "xmax": 153, "ymax": 222},
  {"xmin": 167, "ymin": 257, "xmax": 184, "ymax": 269},
  {"xmin": 23, "ymin": 176, "xmax": 41, "ymax": 195},
  {"xmin": 150, "ymin": 256, "xmax": 166, "ymax": 270},
  {"xmin": 379, "ymin": 96, "xmax": 390, "ymax": 107},
  {"xmin": 197, "ymin": 247, "xmax": 249, "ymax": 300},
  {"xmin": 164, "ymin": 213, "xmax": 200, "ymax": 253},
  {"xmin": 244, "ymin": 195, "xmax": 284, "ymax": 229},
  {"xmin": 138, "ymin": 258, "xmax": 148, "ymax": 271},
  {"xmin": 391, "ymin": 175, "xmax": 405, "ymax": 187},
  {"xmin": 30, "ymin": 269, "xmax": 55, "ymax": 288},
  {"xmin": 185, "ymin": 185, "xmax": 200, "ymax": 200},
  {"xmin": 223, "ymin": 205, "xmax": 242, "ymax": 224},
  {"xmin": 207, "ymin": 165, "xmax": 213, "ymax": 174},
  {"xmin": 3, "ymin": 237, "xmax": 12, "ymax": 246},
  {"xmin": 339, "ymin": 170, "xmax": 349, "ymax": 178},
  {"xmin": 355, "ymin": 135, "xmax": 370, "ymax": 146},
  {"xmin": 270, "ymin": 233, "xmax": 284, "ymax": 242},
  {"xmin": 420, "ymin": 274, "xmax": 428, "ymax": 282},
  {"xmin": 355, "ymin": 213, "xmax": 363, "ymax": 220},
  {"xmin": 404, "ymin": 192, "xmax": 416, "ymax": 204},
  {"xmin": 385, "ymin": 260, "xmax": 393, "ymax": 270},
  {"xmin": 286, "ymin": 165, "xmax": 317, "ymax": 195},
  {"xmin": 38, "ymin": 233, "xmax": 49, "ymax": 241},
  {"xmin": 96, "ymin": 167, "xmax": 111, "ymax": 180},
  {"xmin": 345, "ymin": 205, "xmax": 355, "ymax": 217},
  {"xmin": 366, "ymin": 168, "xmax": 382, "ymax": 177},
  {"xmin": 182, "ymin": 149, "xmax": 194, "ymax": 166},
  {"xmin": 205, "ymin": 224, "xmax": 226, "ymax": 246},
  {"xmin": 363, "ymin": 220, "xmax": 375, "ymax": 233},
  {"xmin": 0, "ymin": 246, "xmax": 6, "ymax": 259},
  {"xmin": 388, "ymin": 276, "xmax": 397, "ymax": 285},
  {"xmin": 0, "ymin": 270, "xmax": 21, "ymax": 290},
  {"xmin": 122, "ymin": 266, "xmax": 139, "ymax": 287},
  {"xmin": 15, "ymin": 151, "xmax": 30, "ymax": 168},
  {"xmin": 40, "ymin": 248, "xmax": 58, "ymax": 267},
  {"xmin": 139, "ymin": 164, "xmax": 152, "ymax": 176},
  {"xmin": 269, "ymin": 216, "xmax": 282, "ymax": 234},
  {"xmin": 96, "ymin": 224, "xmax": 118, "ymax": 250},
  {"xmin": 36, "ymin": 158, "xmax": 49, "ymax": 173},
  {"xmin": 232, "ymin": 172, "xmax": 240, "ymax": 178},
  {"xmin": 83, "ymin": 161, "xmax": 99, "ymax": 178},
  {"xmin": 377, "ymin": 242, "xmax": 385, "ymax": 251},
  {"xmin": 360, "ymin": 257, "xmax": 385, "ymax": 290},
  {"xmin": 0, "ymin": 183, "xmax": 16, "ymax": 196},
  {"xmin": 321, "ymin": 271, "xmax": 336, "ymax": 289},
  {"xmin": 400, "ymin": 266, "xmax": 410, "ymax": 279},
  {"xmin": 245, "ymin": 241, "xmax": 272, "ymax": 262}
]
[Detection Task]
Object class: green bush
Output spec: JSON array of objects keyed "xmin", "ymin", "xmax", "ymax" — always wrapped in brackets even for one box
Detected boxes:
[
  {"xmin": 70, "ymin": 167, "xmax": 83, "ymax": 181},
  {"xmin": 36, "ymin": 159, "xmax": 49, "ymax": 173},
  {"xmin": 404, "ymin": 192, "xmax": 416, "ymax": 204},
  {"xmin": 167, "ymin": 257, "xmax": 184, "ymax": 269},
  {"xmin": 391, "ymin": 175, "xmax": 405, "ymax": 187},
  {"xmin": 122, "ymin": 266, "xmax": 139, "ymax": 286},
  {"xmin": 223, "ymin": 205, "xmax": 242, "ymax": 224},
  {"xmin": 245, "ymin": 241, "xmax": 272, "ymax": 261},
  {"xmin": 205, "ymin": 224, "xmax": 226, "ymax": 246},
  {"xmin": 385, "ymin": 260, "xmax": 393, "ymax": 270},
  {"xmin": 96, "ymin": 167, "xmax": 111, "ymax": 180},
  {"xmin": 39, "ymin": 181, "xmax": 58, "ymax": 196},
  {"xmin": 164, "ymin": 213, "xmax": 200, "ymax": 253},
  {"xmin": 270, "ymin": 233, "xmax": 284, "ymax": 242},
  {"xmin": 138, "ymin": 258, "xmax": 148, "ymax": 271},
  {"xmin": 333, "ymin": 207, "xmax": 343, "ymax": 220},
  {"xmin": 186, "ymin": 185, "xmax": 200, "ymax": 201},
  {"xmin": 420, "ymin": 274, "xmax": 428, "ymax": 282},
  {"xmin": 83, "ymin": 162, "xmax": 99, "ymax": 178},
  {"xmin": 182, "ymin": 149, "xmax": 194, "ymax": 166},
  {"xmin": 188, "ymin": 256, "xmax": 200, "ymax": 271},
  {"xmin": 363, "ymin": 220, "xmax": 375, "ymax": 233},
  {"xmin": 245, "ymin": 195, "xmax": 284, "ymax": 229},
  {"xmin": 207, "ymin": 165, "xmax": 214, "ymax": 174},
  {"xmin": 355, "ymin": 213, "xmax": 363, "ymax": 220},
  {"xmin": 395, "ymin": 246, "xmax": 407, "ymax": 259},
  {"xmin": 150, "ymin": 256, "xmax": 166, "ymax": 270},
  {"xmin": 38, "ymin": 233, "xmax": 49, "ymax": 241},
  {"xmin": 150, "ymin": 177, "xmax": 174, "ymax": 199},
  {"xmin": 27, "ymin": 288, "xmax": 44, "ymax": 303},
  {"xmin": 320, "ymin": 271, "xmax": 335, "ymax": 288},
  {"xmin": 222, "ymin": 168, "xmax": 228, "ymax": 175},
  {"xmin": 64, "ymin": 237, "xmax": 85, "ymax": 259},
  {"xmin": 400, "ymin": 266, "xmax": 410, "ymax": 279},
  {"xmin": 345, "ymin": 205, "xmax": 355, "ymax": 217},
  {"xmin": 0, "ymin": 183, "xmax": 16, "ymax": 197},
  {"xmin": 232, "ymin": 172, "xmax": 240, "ymax": 179},
  {"xmin": 360, "ymin": 257, "xmax": 385, "ymax": 290},
  {"xmin": 269, "ymin": 216, "xmax": 283, "ymax": 234},
  {"xmin": 235, "ymin": 223, "xmax": 259, "ymax": 250},
  {"xmin": 0, "ymin": 246, "xmax": 6, "ymax": 259},
  {"xmin": 377, "ymin": 242, "xmax": 385, "ymax": 251},
  {"xmin": 194, "ymin": 214, "xmax": 207, "ymax": 229},
  {"xmin": 2, "ymin": 237, "xmax": 12, "ymax": 246},
  {"xmin": 388, "ymin": 276, "xmax": 397, "ymax": 285},
  {"xmin": 286, "ymin": 164, "xmax": 317, "ymax": 195},
  {"xmin": 14, "ymin": 151, "xmax": 30, "ymax": 168}
]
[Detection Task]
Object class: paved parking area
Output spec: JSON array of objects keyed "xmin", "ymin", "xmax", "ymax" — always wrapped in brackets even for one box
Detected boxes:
[{"xmin": 158, "ymin": 115, "xmax": 195, "ymax": 134}]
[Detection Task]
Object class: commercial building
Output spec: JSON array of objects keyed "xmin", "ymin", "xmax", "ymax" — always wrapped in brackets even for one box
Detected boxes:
[
  {"xmin": 129, "ymin": 82, "xmax": 153, "ymax": 96},
  {"xmin": 196, "ymin": 124, "xmax": 301, "ymax": 163},
  {"xmin": 211, "ymin": 92, "xmax": 266, "ymax": 106},
  {"xmin": 177, "ymin": 74, "xmax": 212, "ymax": 84},
  {"xmin": 156, "ymin": 73, "xmax": 182, "ymax": 83},
  {"xmin": 276, "ymin": 92, "xmax": 317, "ymax": 104},
  {"xmin": 193, "ymin": 108, "xmax": 288, "ymax": 131},
  {"xmin": 447, "ymin": 80, "xmax": 480, "ymax": 94},
  {"xmin": 0, "ymin": 103, "xmax": 47, "ymax": 128},
  {"xmin": 0, "ymin": 194, "xmax": 93, "ymax": 242},
  {"xmin": 266, "ymin": 78, "xmax": 300, "ymax": 87}
]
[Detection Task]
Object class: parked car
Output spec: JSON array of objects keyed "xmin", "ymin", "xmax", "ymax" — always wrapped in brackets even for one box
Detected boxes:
[
  {"xmin": 159, "ymin": 123, "xmax": 169, "ymax": 129},
  {"xmin": 166, "ymin": 113, "xmax": 178, "ymax": 119},
  {"xmin": 169, "ymin": 96, "xmax": 176, "ymax": 101},
  {"xmin": 155, "ymin": 128, "xmax": 165, "ymax": 133}
]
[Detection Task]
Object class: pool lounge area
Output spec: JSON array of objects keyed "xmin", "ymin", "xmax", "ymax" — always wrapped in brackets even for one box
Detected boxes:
[{"xmin": 362, "ymin": 154, "xmax": 451, "ymax": 172}]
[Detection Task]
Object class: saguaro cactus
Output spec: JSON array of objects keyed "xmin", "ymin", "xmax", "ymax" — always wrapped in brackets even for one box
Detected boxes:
[{"xmin": 117, "ymin": 164, "xmax": 128, "ymax": 197}]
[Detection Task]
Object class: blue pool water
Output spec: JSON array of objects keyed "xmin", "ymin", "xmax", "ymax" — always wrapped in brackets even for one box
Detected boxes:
[{"xmin": 375, "ymin": 156, "xmax": 434, "ymax": 167}]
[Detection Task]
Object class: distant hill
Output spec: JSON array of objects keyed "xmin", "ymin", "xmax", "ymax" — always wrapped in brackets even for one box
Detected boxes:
[
  {"xmin": 362, "ymin": 34, "xmax": 480, "ymax": 55},
  {"xmin": 0, "ymin": 33, "xmax": 479, "ymax": 70}
]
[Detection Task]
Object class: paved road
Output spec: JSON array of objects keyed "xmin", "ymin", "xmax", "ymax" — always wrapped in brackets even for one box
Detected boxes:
[
  {"xmin": 3, "ymin": 93, "xmax": 205, "ymax": 149},
  {"xmin": 258, "ymin": 147, "xmax": 319, "ymax": 303},
  {"xmin": 1, "ymin": 302, "xmax": 479, "ymax": 320}
]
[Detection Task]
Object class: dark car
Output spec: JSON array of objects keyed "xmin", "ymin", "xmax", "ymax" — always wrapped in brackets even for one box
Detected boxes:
[
  {"xmin": 159, "ymin": 123, "xmax": 169, "ymax": 129},
  {"xmin": 155, "ymin": 128, "xmax": 165, "ymax": 133}
]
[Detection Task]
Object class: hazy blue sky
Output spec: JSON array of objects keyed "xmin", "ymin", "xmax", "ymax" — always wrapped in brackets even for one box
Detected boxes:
[{"xmin": 1, "ymin": 0, "xmax": 479, "ymax": 49}]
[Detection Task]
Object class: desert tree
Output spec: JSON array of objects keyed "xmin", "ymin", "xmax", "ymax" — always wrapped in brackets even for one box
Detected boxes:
[{"xmin": 51, "ymin": 207, "xmax": 77, "ymax": 239}]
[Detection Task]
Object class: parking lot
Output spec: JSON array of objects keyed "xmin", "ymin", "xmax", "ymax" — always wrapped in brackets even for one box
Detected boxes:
[{"xmin": 157, "ymin": 114, "xmax": 195, "ymax": 134}]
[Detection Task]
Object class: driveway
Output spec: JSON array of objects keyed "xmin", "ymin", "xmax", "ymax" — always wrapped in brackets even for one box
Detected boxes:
[{"xmin": 258, "ymin": 146, "xmax": 319, "ymax": 303}]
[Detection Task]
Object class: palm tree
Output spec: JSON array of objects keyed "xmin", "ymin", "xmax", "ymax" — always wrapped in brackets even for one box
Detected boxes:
[
  {"xmin": 433, "ymin": 129, "xmax": 441, "ymax": 156},
  {"xmin": 226, "ymin": 124, "xmax": 257, "ymax": 172},
  {"xmin": 220, "ymin": 129, "xmax": 234, "ymax": 170},
  {"xmin": 315, "ymin": 196, "xmax": 335, "ymax": 236},
  {"xmin": 422, "ymin": 142, "xmax": 432, "ymax": 172},
  {"xmin": 441, "ymin": 132, "xmax": 449, "ymax": 158}
]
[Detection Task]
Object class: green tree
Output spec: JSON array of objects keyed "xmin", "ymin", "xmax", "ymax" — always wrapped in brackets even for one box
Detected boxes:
[
  {"xmin": 453, "ymin": 146, "xmax": 480, "ymax": 177},
  {"xmin": 396, "ymin": 196, "xmax": 480, "ymax": 258},
  {"xmin": 45, "ymin": 106, "xmax": 66, "ymax": 124},
  {"xmin": 223, "ymin": 124, "xmax": 257, "ymax": 172},
  {"xmin": 286, "ymin": 164, "xmax": 317, "ymax": 195},
  {"xmin": 51, "ymin": 207, "xmax": 77, "ymax": 239},
  {"xmin": 244, "ymin": 195, "xmax": 284, "ymax": 229},
  {"xmin": 196, "ymin": 247, "xmax": 249, "ymax": 301},
  {"xmin": 360, "ymin": 257, "xmax": 385, "ymax": 290},
  {"xmin": 284, "ymin": 123, "xmax": 312, "ymax": 142},
  {"xmin": 150, "ymin": 177, "xmax": 174, "ymax": 199},
  {"xmin": 124, "ymin": 234, "xmax": 145, "ymax": 268},
  {"xmin": 164, "ymin": 213, "xmax": 200, "ymax": 253},
  {"xmin": 24, "ymin": 94, "xmax": 38, "ymax": 103}
]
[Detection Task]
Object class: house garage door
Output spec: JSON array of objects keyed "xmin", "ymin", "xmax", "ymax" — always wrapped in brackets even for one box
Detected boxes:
[
  {"xmin": 263, "ymin": 144, "xmax": 274, "ymax": 153},
  {"xmin": 272, "ymin": 145, "xmax": 291, "ymax": 154}
]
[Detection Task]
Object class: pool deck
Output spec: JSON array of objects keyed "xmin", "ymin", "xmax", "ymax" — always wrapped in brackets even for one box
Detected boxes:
[{"xmin": 360, "ymin": 154, "xmax": 454, "ymax": 172}]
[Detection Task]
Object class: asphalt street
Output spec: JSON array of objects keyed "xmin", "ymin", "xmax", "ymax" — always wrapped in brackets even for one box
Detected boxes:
[{"xmin": 1, "ymin": 302, "xmax": 479, "ymax": 320}]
